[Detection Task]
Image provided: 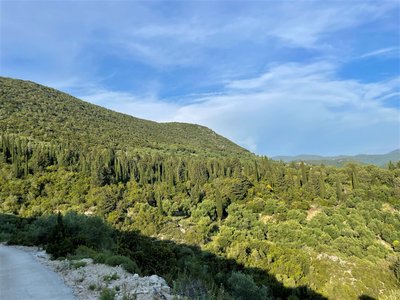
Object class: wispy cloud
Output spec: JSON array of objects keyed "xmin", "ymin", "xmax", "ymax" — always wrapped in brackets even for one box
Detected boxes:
[
  {"xmin": 358, "ymin": 47, "xmax": 399, "ymax": 59},
  {"xmin": 2, "ymin": 0, "xmax": 395, "ymax": 73},
  {"xmin": 1, "ymin": 1, "xmax": 399, "ymax": 155},
  {"xmin": 174, "ymin": 62, "xmax": 399, "ymax": 154},
  {"xmin": 80, "ymin": 61, "xmax": 399, "ymax": 156},
  {"xmin": 82, "ymin": 89, "xmax": 179, "ymax": 123}
]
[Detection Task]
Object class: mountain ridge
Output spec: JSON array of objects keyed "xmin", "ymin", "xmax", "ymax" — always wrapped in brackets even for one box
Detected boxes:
[
  {"xmin": 0, "ymin": 76, "xmax": 250, "ymax": 157},
  {"xmin": 273, "ymin": 149, "xmax": 400, "ymax": 167}
]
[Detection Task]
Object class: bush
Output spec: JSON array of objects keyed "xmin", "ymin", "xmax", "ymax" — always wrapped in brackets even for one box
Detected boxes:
[
  {"xmin": 63, "ymin": 212, "xmax": 115, "ymax": 250},
  {"xmin": 46, "ymin": 237, "xmax": 74, "ymax": 258},
  {"xmin": 227, "ymin": 272, "xmax": 271, "ymax": 300},
  {"xmin": 99, "ymin": 288, "xmax": 115, "ymax": 300},
  {"xmin": 391, "ymin": 259, "xmax": 400, "ymax": 282},
  {"xmin": 173, "ymin": 273, "xmax": 209, "ymax": 299},
  {"xmin": 70, "ymin": 260, "xmax": 87, "ymax": 269},
  {"xmin": 72, "ymin": 245, "xmax": 98, "ymax": 259},
  {"xmin": 94, "ymin": 252, "xmax": 111, "ymax": 264},
  {"xmin": 105, "ymin": 255, "xmax": 140, "ymax": 274}
]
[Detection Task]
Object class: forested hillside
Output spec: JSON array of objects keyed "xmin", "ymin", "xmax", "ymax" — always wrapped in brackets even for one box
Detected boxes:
[
  {"xmin": 0, "ymin": 78, "xmax": 399, "ymax": 300},
  {"xmin": 0, "ymin": 77, "xmax": 249, "ymax": 157}
]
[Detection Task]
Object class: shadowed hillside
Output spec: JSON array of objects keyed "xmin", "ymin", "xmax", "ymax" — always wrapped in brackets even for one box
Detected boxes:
[{"xmin": 0, "ymin": 212, "xmax": 328, "ymax": 300}]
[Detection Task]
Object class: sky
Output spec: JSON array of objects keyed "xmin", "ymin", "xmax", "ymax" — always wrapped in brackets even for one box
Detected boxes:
[{"xmin": 1, "ymin": 0, "xmax": 399, "ymax": 156}]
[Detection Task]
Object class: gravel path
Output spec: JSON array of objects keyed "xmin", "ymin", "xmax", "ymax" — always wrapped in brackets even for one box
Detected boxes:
[{"xmin": 0, "ymin": 244, "xmax": 75, "ymax": 300}]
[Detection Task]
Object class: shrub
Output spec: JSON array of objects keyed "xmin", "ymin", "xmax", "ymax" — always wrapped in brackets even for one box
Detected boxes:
[
  {"xmin": 227, "ymin": 272, "xmax": 271, "ymax": 300},
  {"xmin": 71, "ymin": 260, "xmax": 87, "ymax": 269},
  {"xmin": 391, "ymin": 259, "xmax": 400, "ymax": 281},
  {"xmin": 103, "ymin": 272, "xmax": 119, "ymax": 283},
  {"xmin": 105, "ymin": 255, "xmax": 140, "ymax": 274},
  {"xmin": 99, "ymin": 288, "xmax": 115, "ymax": 300},
  {"xmin": 173, "ymin": 274, "xmax": 209, "ymax": 299},
  {"xmin": 73, "ymin": 245, "xmax": 98, "ymax": 259},
  {"xmin": 94, "ymin": 252, "xmax": 110, "ymax": 264}
]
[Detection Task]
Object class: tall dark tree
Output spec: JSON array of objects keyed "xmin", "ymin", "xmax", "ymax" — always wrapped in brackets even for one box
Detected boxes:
[
  {"xmin": 300, "ymin": 162, "xmax": 308, "ymax": 186},
  {"xmin": 350, "ymin": 165, "xmax": 359, "ymax": 190},
  {"xmin": 215, "ymin": 186, "xmax": 223, "ymax": 221},
  {"xmin": 336, "ymin": 177, "xmax": 343, "ymax": 202}
]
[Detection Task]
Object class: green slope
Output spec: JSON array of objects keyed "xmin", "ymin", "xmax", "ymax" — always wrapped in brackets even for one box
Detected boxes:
[{"xmin": 0, "ymin": 77, "xmax": 250, "ymax": 157}]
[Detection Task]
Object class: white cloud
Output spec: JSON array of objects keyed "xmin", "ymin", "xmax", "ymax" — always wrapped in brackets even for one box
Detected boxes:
[
  {"xmin": 105, "ymin": 1, "xmax": 397, "ymax": 68},
  {"xmin": 78, "ymin": 61, "xmax": 399, "ymax": 156},
  {"xmin": 81, "ymin": 90, "xmax": 180, "ymax": 123},
  {"xmin": 1, "ymin": 1, "xmax": 398, "ymax": 155},
  {"xmin": 3, "ymin": 0, "xmax": 394, "ymax": 74},
  {"xmin": 267, "ymin": 2, "xmax": 391, "ymax": 48}
]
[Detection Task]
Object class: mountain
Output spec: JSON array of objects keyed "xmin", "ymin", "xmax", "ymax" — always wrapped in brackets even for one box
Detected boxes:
[
  {"xmin": 0, "ymin": 77, "xmax": 250, "ymax": 157},
  {"xmin": 1, "ymin": 77, "xmax": 399, "ymax": 300},
  {"xmin": 273, "ymin": 149, "xmax": 400, "ymax": 167}
]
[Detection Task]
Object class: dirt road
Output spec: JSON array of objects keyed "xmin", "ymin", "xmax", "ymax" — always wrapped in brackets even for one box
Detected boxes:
[{"xmin": 0, "ymin": 244, "xmax": 75, "ymax": 300}]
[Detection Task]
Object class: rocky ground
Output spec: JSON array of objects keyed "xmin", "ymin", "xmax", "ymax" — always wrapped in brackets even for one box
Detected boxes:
[{"xmin": 14, "ymin": 245, "xmax": 176, "ymax": 300}]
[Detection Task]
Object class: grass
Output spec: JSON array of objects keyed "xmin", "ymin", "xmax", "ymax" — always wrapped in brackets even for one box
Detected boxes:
[
  {"xmin": 99, "ymin": 288, "xmax": 115, "ymax": 300},
  {"xmin": 70, "ymin": 260, "xmax": 87, "ymax": 269}
]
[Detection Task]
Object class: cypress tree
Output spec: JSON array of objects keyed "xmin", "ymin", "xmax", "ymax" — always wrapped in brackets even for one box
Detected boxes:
[
  {"xmin": 336, "ymin": 178, "xmax": 343, "ymax": 202},
  {"xmin": 351, "ymin": 166, "xmax": 359, "ymax": 190},
  {"xmin": 300, "ymin": 162, "xmax": 307, "ymax": 186},
  {"xmin": 156, "ymin": 188, "xmax": 164, "ymax": 216},
  {"xmin": 23, "ymin": 153, "xmax": 29, "ymax": 177},
  {"xmin": 319, "ymin": 170, "xmax": 326, "ymax": 198},
  {"xmin": 254, "ymin": 161, "xmax": 260, "ymax": 182},
  {"xmin": 215, "ymin": 187, "xmax": 223, "ymax": 221}
]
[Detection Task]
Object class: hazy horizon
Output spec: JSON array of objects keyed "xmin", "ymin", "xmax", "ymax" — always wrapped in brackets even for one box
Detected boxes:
[{"xmin": 272, "ymin": 148, "xmax": 400, "ymax": 158}]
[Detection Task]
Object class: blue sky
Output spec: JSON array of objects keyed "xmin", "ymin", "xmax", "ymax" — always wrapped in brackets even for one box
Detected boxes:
[{"xmin": 1, "ymin": 0, "xmax": 399, "ymax": 156}]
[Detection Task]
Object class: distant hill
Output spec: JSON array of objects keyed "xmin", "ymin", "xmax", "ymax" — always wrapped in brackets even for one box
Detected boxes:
[
  {"xmin": 273, "ymin": 149, "xmax": 400, "ymax": 167},
  {"xmin": 0, "ymin": 77, "xmax": 250, "ymax": 157}
]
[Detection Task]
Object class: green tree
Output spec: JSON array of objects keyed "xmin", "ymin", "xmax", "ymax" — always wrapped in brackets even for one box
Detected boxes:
[
  {"xmin": 336, "ymin": 178, "xmax": 343, "ymax": 202},
  {"xmin": 227, "ymin": 272, "xmax": 271, "ymax": 300},
  {"xmin": 300, "ymin": 162, "xmax": 307, "ymax": 186},
  {"xmin": 215, "ymin": 187, "xmax": 223, "ymax": 221},
  {"xmin": 45, "ymin": 213, "xmax": 74, "ymax": 257}
]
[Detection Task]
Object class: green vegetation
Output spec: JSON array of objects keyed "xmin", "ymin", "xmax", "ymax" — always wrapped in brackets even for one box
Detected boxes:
[
  {"xmin": 99, "ymin": 288, "xmax": 116, "ymax": 300},
  {"xmin": 70, "ymin": 260, "xmax": 87, "ymax": 269},
  {"xmin": 0, "ymin": 77, "xmax": 249, "ymax": 158},
  {"xmin": 0, "ymin": 77, "xmax": 399, "ymax": 299},
  {"xmin": 103, "ymin": 272, "xmax": 119, "ymax": 283},
  {"xmin": 103, "ymin": 256, "xmax": 140, "ymax": 274}
]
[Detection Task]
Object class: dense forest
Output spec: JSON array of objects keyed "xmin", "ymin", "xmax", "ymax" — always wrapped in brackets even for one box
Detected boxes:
[
  {"xmin": 0, "ymin": 77, "xmax": 249, "ymax": 157},
  {"xmin": 0, "ymin": 77, "xmax": 399, "ymax": 299}
]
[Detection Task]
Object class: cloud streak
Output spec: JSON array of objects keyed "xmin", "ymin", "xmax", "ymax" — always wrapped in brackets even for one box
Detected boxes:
[{"xmin": 358, "ymin": 47, "xmax": 400, "ymax": 59}]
